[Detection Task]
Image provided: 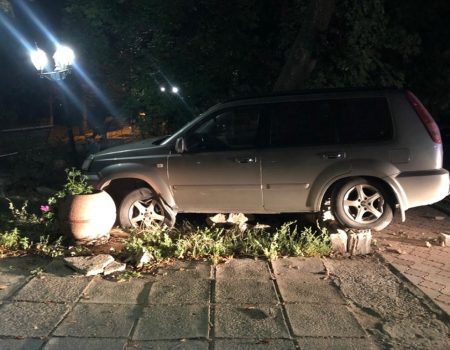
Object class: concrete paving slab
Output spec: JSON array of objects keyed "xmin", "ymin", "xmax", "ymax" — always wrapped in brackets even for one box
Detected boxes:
[
  {"xmin": 215, "ymin": 279, "xmax": 279, "ymax": 304},
  {"xmin": 0, "ymin": 338, "xmax": 44, "ymax": 350},
  {"xmin": 216, "ymin": 259, "xmax": 270, "ymax": 281},
  {"xmin": 43, "ymin": 337, "xmax": 127, "ymax": 350},
  {"xmin": 128, "ymin": 340, "xmax": 209, "ymax": 349},
  {"xmin": 0, "ymin": 255, "xmax": 51, "ymax": 301},
  {"xmin": 296, "ymin": 337, "xmax": 376, "ymax": 350},
  {"xmin": 156, "ymin": 261, "xmax": 212, "ymax": 279},
  {"xmin": 285, "ymin": 303, "xmax": 365, "ymax": 337},
  {"xmin": 0, "ymin": 256, "xmax": 50, "ymax": 274},
  {"xmin": 148, "ymin": 279, "xmax": 210, "ymax": 305},
  {"xmin": 214, "ymin": 304, "xmax": 289, "ymax": 338},
  {"xmin": 13, "ymin": 275, "xmax": 91, "ymax": 303},
  {"xmin": 133, "ymin": 305, "xmax": 209, "ymax": 340},
  {"xmin": 0, "ymin": 274, "xmax": 29, "ymax": 301},
  {"xmin": 214, "ymin": 339, "xmax": 296, "ymax": 349},
  {"xmin": 82, "ymin": 276, "xmax": 152, "ymax": 304},
  {"xmin": 272, "ymin": 257, "xmax": 324, "ymax": 277},
  {"xmin": 0, "ymin": 301, "xmax": 68, "ymax": 337},
  {"xmin": 53, "ymin": 303, "xmax": 138, "ymax": 338},
  {"xmin": 276, "ymin": 276, "xmax": 343, "ymax": 304},
  {"xmin": 44, "ymin": 259, "xmax": 83, "ymax": 277}
]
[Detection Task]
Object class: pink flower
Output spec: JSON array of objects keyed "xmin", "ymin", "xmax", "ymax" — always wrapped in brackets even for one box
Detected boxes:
[{"xmin": 40, "ymin": 205, "xmax": 50, "ymax": 213}]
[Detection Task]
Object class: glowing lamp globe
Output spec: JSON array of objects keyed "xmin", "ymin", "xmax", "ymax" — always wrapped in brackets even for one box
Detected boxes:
[
  {"xmin": 53, "ymin": 45, "xmax": 75, "ymax": 71},
  {"xmin": 30, "ymin": 48, "xmax": 48, "ymax": 71}
]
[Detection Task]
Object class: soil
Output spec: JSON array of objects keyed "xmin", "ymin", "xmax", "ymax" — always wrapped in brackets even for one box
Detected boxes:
[{"xmin": 324, "ymin": 255, "xmax": 450, "ymax": 350}]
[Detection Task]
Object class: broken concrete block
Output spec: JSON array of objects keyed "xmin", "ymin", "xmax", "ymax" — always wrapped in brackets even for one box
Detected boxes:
[
  {"xmin": 227, "ymin": 213, "xmax": 250, "ymax": 225},
  {"xmin": 439, "ymin": 233, "xmax": 450, "ymax": 247},
  {"xmin": 348, "ymin": 230, "xmax": 372, "ymax": 255},
  {"xmin": 206, "ymin": 213, "xmax": 227, "ymax": 226},
  {"xmin": 64, "ymin": 254, "xmax": 115, "ymax": 276},
  {"xmin": 135, "ymin": 247, "xmax": 152, "ymax": 268},
  {"xmin": 330, "ymin": 229, "xmax": 348, "ymax": 254},
  {"xmin": 103, "ymin": 261, "xmax": 126, "ymax": 275}
]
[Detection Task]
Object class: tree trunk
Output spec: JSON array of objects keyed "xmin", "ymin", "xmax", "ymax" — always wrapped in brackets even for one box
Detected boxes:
[{"xmin": 273, "ymin": 0, "xmax": 336, "ymax": 92}]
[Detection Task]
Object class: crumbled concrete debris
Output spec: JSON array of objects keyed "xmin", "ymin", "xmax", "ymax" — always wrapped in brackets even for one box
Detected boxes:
[
  {"xmin": 385, "ymin": 247, "xmax": 406, "ymax": 254},
  {"xmin": 227, "ymin": 213, "xmax": 253, "ymax": 224},
  {"xmin": 64, "ymin": 254, "xmax": 115, "ymax": 276},
  {"xmin": 348, "ymin": 229, "xmax": 372, "ymax": 255},
  {"xmin": 425, "ymin": 241, "xmax": 432, "ymax": 248},
  {"xmin": 135, "ymin": 248, "xmax": 152, "ymax": 268},
  {"xmin": 330, "ymin": 229, "xmax": 348, "ymax": 255},
  {"xmin": 434, "ymin": 216, "xmax": 445, "ymax": 221},
  {"xmin": 103, "ymin": 261, "xmax": 126, "ymax": 275},
  {"xmin": 206, "ymin": 213, "xmax": 227, "ymax": 226},
  {"xmin": 439, "ymin": 233, "xmax": 450, "ymax": 247}
]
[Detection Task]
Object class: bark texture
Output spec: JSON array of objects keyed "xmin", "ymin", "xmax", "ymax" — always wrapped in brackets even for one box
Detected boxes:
[{"xmin": 273, "ymin": 0, "xmax": 336, "ymax": 92}]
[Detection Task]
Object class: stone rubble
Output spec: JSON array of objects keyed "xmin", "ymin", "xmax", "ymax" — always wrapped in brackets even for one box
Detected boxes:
[
  {"xmin": 439, "ymin": 232, "xmax": 450, "ymax": 247},
  {"xmin": 64, "ymin": 254, "xmax": 116, "ymax": 276}
]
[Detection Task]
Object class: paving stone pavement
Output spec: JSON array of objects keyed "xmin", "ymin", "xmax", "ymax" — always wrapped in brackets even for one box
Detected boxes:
[
  {"xmin": 0, "ymin": 256, "xmax": 376, "ymax": 349},
  {"xmin": 377, "ymin": 205, "xmax": 450, "ymax": 316}
]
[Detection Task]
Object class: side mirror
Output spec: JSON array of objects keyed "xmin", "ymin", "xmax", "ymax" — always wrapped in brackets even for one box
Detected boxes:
[{"xmin": 175, "ymin": 137, "xmax": 186, "ymax": 153}]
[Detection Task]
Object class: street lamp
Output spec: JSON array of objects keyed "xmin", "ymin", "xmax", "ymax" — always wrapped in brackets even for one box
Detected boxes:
[
  {"xmin": 30, "ymin": 45, "xmax": 75, "ymax": 81},
  {"xmin": 159, "ymin": 85, "xmax": 180, "ymax": 94}
]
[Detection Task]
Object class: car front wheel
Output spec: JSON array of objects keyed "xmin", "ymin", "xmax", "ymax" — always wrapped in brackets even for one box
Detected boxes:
[
  {"xmin": 119, "ymin": 187, "xmax": 175, "ymax": 229},
  {"xmin": 331, "ymin": 178, "xmax": 393, "ymax": 231}
]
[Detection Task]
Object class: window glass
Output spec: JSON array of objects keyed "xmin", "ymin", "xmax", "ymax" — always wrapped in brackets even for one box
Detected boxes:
[
  {"xmin": 186, "ymin": 107, "xmax": 260, "ymax": 151},
  {"xmin": 336, "ymin": 98, "xmax": 392, "ymax": 143},
  {"xmin": 268, "ymin": 101, "xmax": 337, "ymax": 147}
]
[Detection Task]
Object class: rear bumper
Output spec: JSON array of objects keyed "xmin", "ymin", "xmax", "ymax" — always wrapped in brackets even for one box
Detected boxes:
[{"xmin": 395, "ymin": 169, "xmax": 450, "ymax": 209}]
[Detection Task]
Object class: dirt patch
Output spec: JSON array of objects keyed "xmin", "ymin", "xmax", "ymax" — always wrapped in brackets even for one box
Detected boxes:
[{"xmin": 324, "ymin": 255, "xmax": 450, "ymax": 349}]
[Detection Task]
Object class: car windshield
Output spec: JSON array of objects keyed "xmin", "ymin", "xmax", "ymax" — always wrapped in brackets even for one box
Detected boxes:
[{"xmin": 160, "ymin": 113, "xmax": 206, "ymax": 146}]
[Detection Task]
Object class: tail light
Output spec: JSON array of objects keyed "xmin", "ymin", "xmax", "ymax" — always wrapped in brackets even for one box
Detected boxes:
[{"xmin": 406, "ymin": 90, "xmax": 442, "ymax": 144}]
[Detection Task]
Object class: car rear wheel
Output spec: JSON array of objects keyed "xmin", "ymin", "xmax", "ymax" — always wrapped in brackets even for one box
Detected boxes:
[
  {"xmin": 119, "ymin": 187, "xmax": 175, "ymax": 229},
  {"xmin": 331, "ymin": 178, "xmax": 393, "ymax": 231}
]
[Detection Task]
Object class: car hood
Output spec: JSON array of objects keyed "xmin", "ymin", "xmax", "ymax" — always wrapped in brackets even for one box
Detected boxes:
[{"xmin": 93, "ymin": 137, "xmax": 169, "ymax": 159}]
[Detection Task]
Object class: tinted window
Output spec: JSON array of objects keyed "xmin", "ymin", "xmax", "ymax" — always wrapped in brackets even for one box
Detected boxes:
[
  {"xmin": 186, "ymin": 107, "xmax": 261, "ymax": 151},
  {"xmin": 336, "ymin": 98, "xmax": 392, "ymax": 143},
  {"xmin": 268, "ymin": 101, "xmax": 337, "ymax": 147}
]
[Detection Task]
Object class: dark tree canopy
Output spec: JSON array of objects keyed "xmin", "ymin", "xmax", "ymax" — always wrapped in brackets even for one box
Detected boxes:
[{"xmin": 2, "ymin": 0, "xmax": 450, "ymax": 133}]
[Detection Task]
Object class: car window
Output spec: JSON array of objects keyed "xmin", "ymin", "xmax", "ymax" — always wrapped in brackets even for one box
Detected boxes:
[
  {"xmin": 267, "ymin": 100, "xmax": 337, "ymax": 147},
  {"xmin": 336, "ymin": 97, "xmax": 392, "ymax": 143},
  {"xmin": 186, "ymin": 107, "xmax": 261, "ymax": 152}
]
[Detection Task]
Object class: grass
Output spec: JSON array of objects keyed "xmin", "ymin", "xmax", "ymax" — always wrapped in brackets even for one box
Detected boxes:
[
  {"xmin": 1, "ymin": 196, "xmax": 332, "ymax": 266},
  {"xmin": 123, "ymin": 221, "xmax": 331, "ymax": 265}
]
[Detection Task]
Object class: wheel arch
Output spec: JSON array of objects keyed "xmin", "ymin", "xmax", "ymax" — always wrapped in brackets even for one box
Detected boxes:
[{"xmin": 315, "ymin": 175, "xmax": 405, "ymax": 221}]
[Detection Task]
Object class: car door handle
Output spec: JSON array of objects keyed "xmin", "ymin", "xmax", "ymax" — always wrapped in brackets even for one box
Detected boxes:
[
  {"xmin": 320, "ymin": 152, "xmax": 346, "ymax": 160},
  {"xmin": 234, "ymin": 157, "xmax": 257, "ymax": 164}
]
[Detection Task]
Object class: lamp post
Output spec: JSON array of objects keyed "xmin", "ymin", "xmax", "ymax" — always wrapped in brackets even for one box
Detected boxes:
[{"xmin": 30, "ymin": 45, "xmax": 78, "ymax": 163}]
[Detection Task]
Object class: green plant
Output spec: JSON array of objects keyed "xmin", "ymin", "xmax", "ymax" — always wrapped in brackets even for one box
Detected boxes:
[
  {"xmin": 42, "ymin": 168, "xmax": 93, "ymax": 224},
  {"xmin": 0, "ymin": 228, "xmax": 30, "ymax": 251},
  {"xmin": 115, "ymin": 271, "xmax": 142, "ymax": 282},
  {"xmin": 35, "ymin": 235, "xmax": 65, "ymax": 258},
  {"xmin": 122, "ymin": 219, "xmax": 332, "ymax": 266},
  {"xmin": 7, "ymin": 199, "xmax": 40, "ymax": 225}
]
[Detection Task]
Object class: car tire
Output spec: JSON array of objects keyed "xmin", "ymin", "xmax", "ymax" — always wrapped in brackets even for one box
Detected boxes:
[
  {"xmin": 119, "ymin": 187, "xmax": 175, "ymax": 229},
  {"xmin": 331, "ymin": 178, "xmax": 393, "ymax": 231}
]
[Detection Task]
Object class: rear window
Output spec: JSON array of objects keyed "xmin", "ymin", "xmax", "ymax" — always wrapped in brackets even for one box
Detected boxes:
[
  {"xmin": 335, "ymin": 97, "xmax": 392, "ymax": 143},
  {"xmin": 267, "ymin": 97, "xmax": 392, "ymax": 147}
]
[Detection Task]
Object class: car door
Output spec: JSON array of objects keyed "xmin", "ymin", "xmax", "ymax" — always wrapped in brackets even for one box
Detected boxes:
[
  {"xmin": 168, "ymin": 106, "xmax": 264, "ymax": 212},
  {"xmin": 261, "ymin": 99, "xmax": 351, "ymax": 212}
]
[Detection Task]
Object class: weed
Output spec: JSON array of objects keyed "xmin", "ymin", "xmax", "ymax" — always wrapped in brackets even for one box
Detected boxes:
[
  {"xmin": 0, "ymin": 228, "xmax": 30, "ymax": 251},
  {"xmin": 35, "ymin": 235, "xmax": 65, "ymax": 258},
  {"xmin": 30, "ymin": 267, "xmax": 44, "ymax": 276},
  {"xmin": 115, "ymin": 271, "xmax": 142, "ymax": 282},
  {"xmin": 7, "ymin": 199, "xmax": 40, "ymax": 225},
  {"xmin": 123, "ymin": 220, "xmax": 332, "ymax": 266}
]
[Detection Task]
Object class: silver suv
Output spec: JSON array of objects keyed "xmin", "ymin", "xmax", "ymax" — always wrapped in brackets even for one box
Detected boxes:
[{"xmin": 82, "ymin": 88, "xmax": 449, "ymax": 231}]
